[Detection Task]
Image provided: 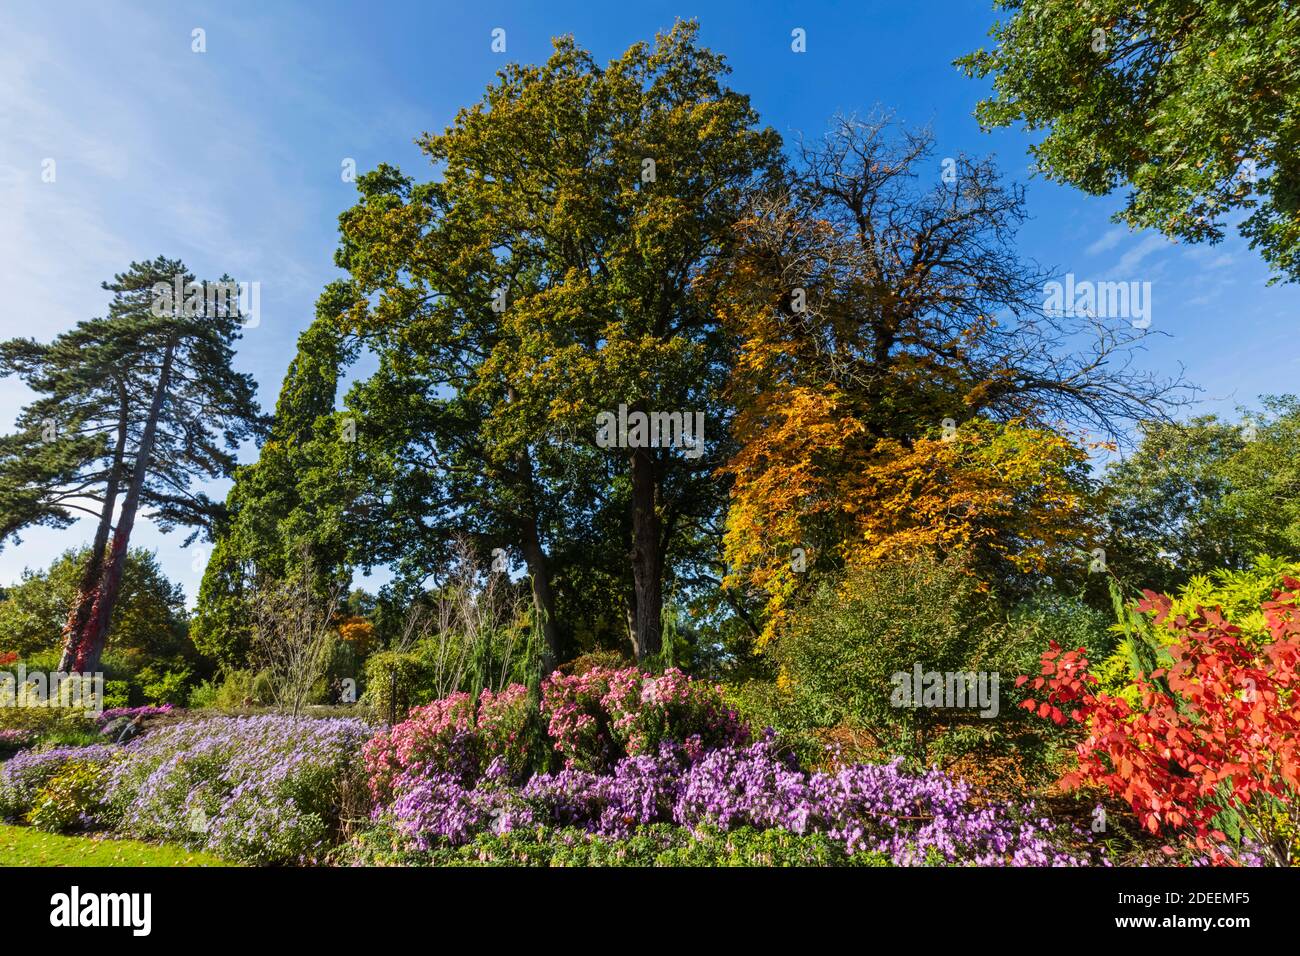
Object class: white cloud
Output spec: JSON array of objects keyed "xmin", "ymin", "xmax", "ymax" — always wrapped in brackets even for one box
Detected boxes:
[
  {"xmin": 1085, "ymin": 226, "xmax": 1127, "ymax": 257},
  {"xmin": 1115, "ymin": 233, "xmax": 1174, "ymax": 273}
]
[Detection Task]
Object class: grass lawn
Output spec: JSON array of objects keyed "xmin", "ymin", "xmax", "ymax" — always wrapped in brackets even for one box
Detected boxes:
[{"xmin": 0, "ymin": 824, "xmax": 232, "ymax": 867}]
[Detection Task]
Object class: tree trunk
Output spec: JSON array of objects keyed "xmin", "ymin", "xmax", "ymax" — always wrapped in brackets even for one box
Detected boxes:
[
  {"xmin": 628, "ymin": 445, "xmax": 662, "ymax": 662},
  {"xmin": 513, "ymin": 437, "xmax": 560, "ymax": 670},
  {"xmin": 519, "ymin": 517, "xmax": 560, "ymax": 671},
  {"xmin": 74, "ymin": 340, "xmax": 176, "ymax": 673},
  {"xmin": 59, "ymin": 380, "xmax": 130, "ymax": 672}
]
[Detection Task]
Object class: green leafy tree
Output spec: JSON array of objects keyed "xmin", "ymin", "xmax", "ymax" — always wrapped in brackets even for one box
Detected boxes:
[
  {"xmin": 1101, "ymin": 395, "xmax": 1300, "ymax": 592},
  {"xmin": 0, "ymin": 257, "xmax": 266, "ymax": 672},
  {"xmin": 193, "ymin": 296, "xmax": 355, "ymax": 667},
  {"xmin": 959, "ymin": 1, "xmax": 1300, "ymax": 281},
  {"xmin": 0, "ymin": 547, "xmax": 189, "ymax": 662},
  {"xmin": 298, "ymin": 22, "xmax": 780, "ymax": 663}
]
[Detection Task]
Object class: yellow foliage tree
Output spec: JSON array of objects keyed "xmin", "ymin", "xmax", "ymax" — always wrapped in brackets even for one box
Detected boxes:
[
  {"xmin": 710, "ymin": 116, "xmax": 1175, "ymax": 647},
  {"xmin": 723, "ymin": 407, "xmax": 1096, "ymax": 646}
]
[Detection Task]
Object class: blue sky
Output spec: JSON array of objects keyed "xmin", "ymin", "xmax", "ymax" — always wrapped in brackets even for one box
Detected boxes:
[{"xmin": 1, "ymin": 0, "xmax": 1296, "ymax": 604}]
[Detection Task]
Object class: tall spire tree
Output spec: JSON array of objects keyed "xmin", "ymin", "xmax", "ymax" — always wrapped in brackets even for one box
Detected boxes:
[
  {"xmin": 0, "ymin": 256, "xmax": 267, "ymax": 672},
  {"xmin": 193, "ymin": 284, "xmax": 358, "ymax": 667}
]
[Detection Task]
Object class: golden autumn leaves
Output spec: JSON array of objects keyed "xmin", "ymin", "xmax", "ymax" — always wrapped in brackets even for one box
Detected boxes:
[{"xmin": 720, "ymin": 385, "xmax": 1096, "ymax": 647}]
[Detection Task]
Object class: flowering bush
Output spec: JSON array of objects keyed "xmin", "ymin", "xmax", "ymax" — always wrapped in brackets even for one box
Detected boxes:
[
  {"xmin": 0, "ymin": 745, "xmax": 116, "ymax": 822},
  {"xmin": 542, "ymin": 666, "xmax": 749, "ymax": 770},
  {"xmin": 363, "ymin": 685, "xmax": 530, "ymax": 804},
  {"xmin": 373, "ymin": 734, "xmax": 1106, "ymax": 866},
  {"xmin": 366, "ymin": 668, "xmax": 744, "ymax": 808},
  {"xmin": 1019, "ymin": 583, "xmax": 1300, "ymax": 864},
  {"xmin": 105, "ymin": 715, "xmax": 373, "ymax": 864},
  {"xmin": 96, "ymin": 704, "xmax": 173, "ymax": 727}
]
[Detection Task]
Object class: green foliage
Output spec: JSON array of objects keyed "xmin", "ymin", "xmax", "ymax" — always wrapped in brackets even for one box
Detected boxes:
[
  {"xmin": 998, "ymin": 591, "xmax": 1116, "ymax": 675},
  {"xmin": 136, "ymin": 664, "xmax": 193, "ymax": 707},
  {"xmin": 26, "ymin": 760, "xmax": 107, "ymax": 834},
  {"xmin": 29, "ymin": 722, "xmax": 103, "ymax": 751},
  {"xmin": 1154, "ymin": 556, "xmax": 1300, "ymax": 643},
  {"xmin": 0, "ymin": 547, "xmax": 190, "ymax": 660},
  {"xmin": 959, "ymin": 0, "xmax": 1300, "ymax": 282},
  {"xmin": 1096, "ymin": 556, "xmax": 1300, "ymax": 701},
  {"xmin": 183, "ymin": 669, "xmax": 277, "ymax": 710},
  {"xmin": 1101, "ymin": 399, "xmax": 1300, "ymax": 594},
  {"xmin": 0, "ymin": 709, "xmax": 92, "ymax": 745},
  {"xmin": 362, "ymin": 650, "xmax": 433, "ymax": 719},
  {"xmin": 216, "ymin": 670, "xmax": 258, "ymax": 709},
  {"xmin": 346, "ymin": 822, "xmax": 891, "ymax": 867},
  {"xmin": 194, "ymin": 311, "xmax": 356, "ymax": 668},
  {"xmin": 276, "ymin": 21, "xmax": 786, "ymax": 666},
  {"xmin": 103, "ymin": 680, "xmax": 130, "ymax": 710},
  {"xmin": 185, "ymin": 678, "xmax": 218, "ymax": 709},
  {"xmin": 0, "ymin": 546, "xmax": 204, "ymax": 709},
  {"xmin": 757, "ymin": 558, "xmax": 1112, "ymax": 774},
  {"xmin": 769, "ymin": 556, "xmax": 997, "ymax": 762}
]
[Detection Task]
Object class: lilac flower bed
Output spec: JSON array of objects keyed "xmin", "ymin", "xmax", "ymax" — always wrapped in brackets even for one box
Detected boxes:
[
  {"xmin": 105, "ymin": 715, "xmax": 374, "ymax": 864},
  {"xmin": 378, "ymin": 735, "xmax": 1108, "ymax": 866},
  {"xmin": 1, "ymin": 715, "xmax": 373, "ymax": 864}
]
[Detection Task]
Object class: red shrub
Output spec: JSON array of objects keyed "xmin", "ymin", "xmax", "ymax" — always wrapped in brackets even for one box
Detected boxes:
[{"xmin": 1018, "ymin": 581, "xmax": 1300, "ymax": 862}]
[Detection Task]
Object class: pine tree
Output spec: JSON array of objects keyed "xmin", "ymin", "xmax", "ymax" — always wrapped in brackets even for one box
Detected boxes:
[{"xmin": 0, "ymin": 257, "xmax": 266, "ymax": 672}]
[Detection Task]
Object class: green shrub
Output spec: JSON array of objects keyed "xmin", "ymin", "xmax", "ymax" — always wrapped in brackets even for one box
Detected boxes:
[
  {"xmin": 137, "ymin": 664, "xmax": 193, "ymax": 706},
  {"xmin": 250, "ymin": 669, "xmax": 276, "ymax": 705},
  {"xmin": 0, "ymin": 700, "xmax": 97, "ymax": 746},
  {"xmin": 184, "ymin": 669, "xmax": 275, "ymax": 710},
  {"xmin": 186, "ymin": 678, "xmax": 219, "ymax": 709},
  {"xmin": 771, "ymin": 555, "xmax": 996, "ymax": 763},
  {"xmin": 362, "ymin": 651, "xmax": 433, "ymax": 719},
  {"xmin": 215, "ymin": 671, "xmax": 252, "ymax": 708},
  {"xmin": 26, "ymin": 759, "xmax": 108, "ymax": 833},
  {"xmin": 345, "ymin": 823, "xmax": 893, "ymax": 867},
  {"xmin": 103, "ymin": 680, "xmax": 131, "ymax": 710}
]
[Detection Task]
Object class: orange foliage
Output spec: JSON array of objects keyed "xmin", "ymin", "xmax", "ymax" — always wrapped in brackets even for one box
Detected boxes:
[
  {"xmin": 723, "ymin": 408, "xmax": 1095, "ymax": 646},
  {"xmin": 336, "ymin": 615, "xmax": 375, "ymax": 657}
]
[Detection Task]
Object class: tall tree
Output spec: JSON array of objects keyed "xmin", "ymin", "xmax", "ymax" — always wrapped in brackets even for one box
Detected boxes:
[
  {"xmin": 958, "ymin": 0, "xmax": 1300, "ymax": 282},
  {"xmin": 326, "ymin": 22, "xmax": 780, "ymax": 662},
  {"xmin": 714, "ymin": 116, "xmax": 1186, "ymax": 639},
  {"xmin": 0, "ymin": 257, "xmax": 265, "ymax": 672},
  {"xmin": 194, "ymin": 287, "xmax": 357, "ymax": 667},
  {"xmin": 0, "ymin": 318, "xmax": 145, "ymax": 661},
  {"xmin": 1101, "ymin": 395, "xmax": 1300, "ymax": 593}
]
